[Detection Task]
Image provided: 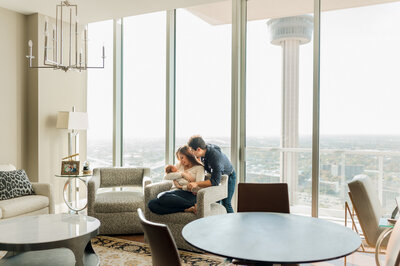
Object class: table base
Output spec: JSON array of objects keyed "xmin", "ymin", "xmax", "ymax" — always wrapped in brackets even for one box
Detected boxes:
[{"xmin": 1, "ymin": 238, "xmax": 98, "ymax": 266}]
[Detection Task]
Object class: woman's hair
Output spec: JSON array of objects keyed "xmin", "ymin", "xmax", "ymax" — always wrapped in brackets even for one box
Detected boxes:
[{"xmin": 176, "ymin": 145, "xmax": 203, "ymax": 167}]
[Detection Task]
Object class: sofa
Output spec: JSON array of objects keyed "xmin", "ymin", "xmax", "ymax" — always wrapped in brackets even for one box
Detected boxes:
[{"xmin": 0, "ymin": 164, "xmax": 55, "ymax": 219}]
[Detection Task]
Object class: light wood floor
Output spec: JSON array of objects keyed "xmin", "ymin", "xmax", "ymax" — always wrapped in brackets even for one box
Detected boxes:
[{"xmin": 112, "ymin": 234, "xmax": 381, "ymax": 266}]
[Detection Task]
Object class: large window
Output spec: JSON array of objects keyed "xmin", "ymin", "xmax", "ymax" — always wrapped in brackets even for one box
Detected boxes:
[
  {"xmin": 87, "ymin": 20, "xmax": 113, "ymax": 168},
  {"xmin": 86, "ymin": 1, "xmax": 400, "ymax": 219},
  {"xmin": 246, "ymin": 0, "xmax": 314, "ymax": 215},
  {"xmin": 175, "ymin": 2, "xmax": 231, "ymax": 155},
  {"xmin": 320, "ymin": 2, "xmax": 400, "ymax": 218},
  {"xmin": 123, "ymin": 12, "xmax": 166, "ymax": 181}
]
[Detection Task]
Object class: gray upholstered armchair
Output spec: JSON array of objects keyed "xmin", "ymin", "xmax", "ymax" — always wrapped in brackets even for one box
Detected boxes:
[
  {"xmin": 88, "ymin": 167, "xmax": 151, "ymax": 235},
  {"xmin": 144, "ymin": 174, "xmax": 228, "ymax": 251}
]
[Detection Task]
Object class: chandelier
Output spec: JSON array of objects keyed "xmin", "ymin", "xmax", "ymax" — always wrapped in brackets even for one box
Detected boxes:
[{"xmin": 26, "ymin": 1, "xmax": 105, "ymax": 72}]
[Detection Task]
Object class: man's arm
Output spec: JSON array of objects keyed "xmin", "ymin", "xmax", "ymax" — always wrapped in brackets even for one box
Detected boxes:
[
  {"xmin": 187, "ymin": 179, "xmax": 212, "ymax": 191},
  {"xmin": 207, "ymin": 153, "xmax": 223, "ymax": 186},
  {"xmin": 188, "ymin": 154, "xmax": 223, "ymax": 190}
]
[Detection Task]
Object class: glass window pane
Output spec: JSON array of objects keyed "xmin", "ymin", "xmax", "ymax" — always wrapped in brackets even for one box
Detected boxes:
[
  {"xmin": 320, "ymin": 1, "xmax": 400, "ymax": 219},
  {"xmin": 176, "ymin": 2, "xmax": 231, "ymax": 155},
  {"xmin": 246, "ymin": 0, "xmax": 314, "ymax": 216},
  {"xmin": 87, "ymin": 20, "xmax": 113, "ymax": 168},
  {"xmin": 123, "ymin": 12, "xmax": 166, "ymax": 182}
]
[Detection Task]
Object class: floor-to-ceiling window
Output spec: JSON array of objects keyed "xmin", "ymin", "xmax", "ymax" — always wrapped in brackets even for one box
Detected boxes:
[
  {"xmin": 320, "ymin": 1, "xmax": 400, "ymax": 218},
  {"xmin": 87, "ymin": 20, "xmax": 114, "ymax": 168},
  {"xmin": 86, "ymin": 1, "xmax": 400, "ymax": 219},
  {"xmin": 123, "ymin": 12, "xmax": 166, "ymax": 182},
  {"xmin": 175, "ymin": 2, "xmax": 231, "ymax": 155},
  {"xmin": 245, "ymin": 0, "xmax": 314, "ymax": 215}
]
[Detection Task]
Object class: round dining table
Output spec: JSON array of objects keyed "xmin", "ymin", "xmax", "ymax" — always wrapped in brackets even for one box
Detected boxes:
[{"xmin": 182, "ymin": 212, "xmax": 361, "ymax": 265}]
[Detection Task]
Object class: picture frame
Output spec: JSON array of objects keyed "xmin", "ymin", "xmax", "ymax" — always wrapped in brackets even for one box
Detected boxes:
[{"xmin": 61, "ymin": 161, "xmax": 80, "ymax": 175}]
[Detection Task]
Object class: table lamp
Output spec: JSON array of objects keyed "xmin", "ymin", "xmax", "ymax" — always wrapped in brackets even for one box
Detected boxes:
[{"xmin": 56, "ymin": 106, "xmax": 88, "ymax": 159}]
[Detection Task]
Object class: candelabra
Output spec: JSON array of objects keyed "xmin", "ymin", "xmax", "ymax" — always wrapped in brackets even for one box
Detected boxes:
[{"xmin": 26, "ymin": 1, "xmax": 105, "ymax": 72}]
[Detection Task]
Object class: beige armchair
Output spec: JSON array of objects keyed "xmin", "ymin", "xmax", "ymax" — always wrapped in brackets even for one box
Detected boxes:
[
  {"xmin": 144, "ymin": 174, "xmax": 228, "ymax": 251},
  {"xmin": 0, "ymin": 164, "xmax": 55, "ymax": 219},
  {"xmin": 87, "ymin": 167, "xmax": 151, "ymax": 235},
  {"xmin": 348, "ymin": 174, "xmax": 389, "ymax": 248}
]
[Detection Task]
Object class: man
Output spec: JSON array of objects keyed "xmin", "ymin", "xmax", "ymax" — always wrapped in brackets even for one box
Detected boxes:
[{"xmin": 187, "ymin": 135, "xmax": 236, "ymax": 213}]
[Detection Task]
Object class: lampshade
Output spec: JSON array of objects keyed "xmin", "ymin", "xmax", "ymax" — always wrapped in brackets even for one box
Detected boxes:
[{"xmin": 56, "ymin": 111, "xmax": 88, "ymax": 130}]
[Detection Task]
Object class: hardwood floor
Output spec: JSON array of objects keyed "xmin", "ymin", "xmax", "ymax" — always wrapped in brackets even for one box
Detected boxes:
[{"xmin": 112, "ymin": 234, "xmax": 380, "ymax": 265}]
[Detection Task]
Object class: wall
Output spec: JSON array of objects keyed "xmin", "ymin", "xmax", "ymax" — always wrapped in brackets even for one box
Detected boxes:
[
  {"xmin": 0, "ymin": 7, "xmax": 27, "ymax": 169},
  {"xmin": 0, "ymin": 8, "xmax": 87, "ymax": 208},
  {"xmin": 30, "ymin": 13, "xmax": 88, "ymax": 206}
]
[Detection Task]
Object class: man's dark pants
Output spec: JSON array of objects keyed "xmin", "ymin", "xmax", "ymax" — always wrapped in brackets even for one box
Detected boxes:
[{"xmin": 221, "ymin": 171, "xmax": 236, "ymax": 213}]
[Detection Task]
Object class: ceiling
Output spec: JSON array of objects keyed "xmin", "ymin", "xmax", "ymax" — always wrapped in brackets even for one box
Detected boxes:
[
  {"xmin": 186, "ymin": 0, "xmax": 399, "ymax": 25},
  {"xmin": 0, "ymin": 0, "xmax": 222, "ymax": 23},
  {"xmin": 0, "ymin": 0, "xmax": 398, "ymax": 24}
]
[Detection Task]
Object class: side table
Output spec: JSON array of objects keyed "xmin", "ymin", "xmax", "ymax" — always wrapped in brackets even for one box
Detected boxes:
[{"xmin": 55, "ymin": 174, "xmax": 91, "ymax": 214}]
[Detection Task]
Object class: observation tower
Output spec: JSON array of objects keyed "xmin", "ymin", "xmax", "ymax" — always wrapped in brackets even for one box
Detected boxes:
[{"xmin": 267, "ymin": 15, "xmax": 313, "ymax": 202}]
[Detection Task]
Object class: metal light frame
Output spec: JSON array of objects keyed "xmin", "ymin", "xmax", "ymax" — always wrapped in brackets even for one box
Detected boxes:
[{"xmin": 26, "ymin": 0, "xmax": 105, "ymax": 72}]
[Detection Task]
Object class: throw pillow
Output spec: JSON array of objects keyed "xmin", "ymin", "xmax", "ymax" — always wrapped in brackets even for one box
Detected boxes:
[{"xmin": 0, "ymin": 170, "xmax": 34, "ymax": 200}]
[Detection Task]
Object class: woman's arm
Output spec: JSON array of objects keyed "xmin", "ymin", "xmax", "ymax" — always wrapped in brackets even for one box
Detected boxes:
[
  {"xmin": 173, "ymin": 180, "xmax": 183, "ymax": 189},
  {"xmin": 181, "ymin": 172, "xmax": 196, "ymax": 182}
]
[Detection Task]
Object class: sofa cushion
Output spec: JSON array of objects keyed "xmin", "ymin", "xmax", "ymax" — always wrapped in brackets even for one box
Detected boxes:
[
  {"xmin": 0, "ymin": 164, "xmax": 16, "ymax": 171},
  {"xmin": 0, "ymin": 170, "xmax": 34, "ymax": 200},
  {"xmin": 0, "ymin": 195, "xmax": 49, "ymax": 218},
  {"xmin": 94, "ymin": 191, "xmax": 144, "ymax": 213}
]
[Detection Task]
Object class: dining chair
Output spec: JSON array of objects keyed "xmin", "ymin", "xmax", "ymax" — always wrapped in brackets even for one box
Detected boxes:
[
  {"xmin": 234, "ymin": 183, "xmax": 295, "ymax": 266},
  {"xmin": 237, "ymin": 183, "xmax": 290, "ymax": 213},
  {"xmin": 376, "ymin": 220, "xmax": 400, "ymax": 266},
  {"xmin": 137, "ymin": 208, "xmax": 181, "ymax": 266}
]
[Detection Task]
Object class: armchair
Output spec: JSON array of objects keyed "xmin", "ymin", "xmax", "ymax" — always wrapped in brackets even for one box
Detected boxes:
[
  {"xmin": 348, "ymin": 174, "xmax": 388, "ymax": 248},
  {"xmin": 87, "ymin": 167, "xmax": 151, "ymax": 235},
  {"xmin": 144, "ymin": 174, "xmax": 228, "ymax": 251}
]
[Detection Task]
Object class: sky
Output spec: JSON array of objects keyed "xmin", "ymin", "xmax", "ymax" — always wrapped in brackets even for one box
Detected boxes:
[{"xmin": 87, "ymin": 1, "xmax": 400, "ymax": 142}]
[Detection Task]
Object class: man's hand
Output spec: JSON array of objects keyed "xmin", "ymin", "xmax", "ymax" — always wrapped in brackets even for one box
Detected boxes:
[{"xmin": 187, "ymin": 182, "xmax": 198, "ymax": 191}]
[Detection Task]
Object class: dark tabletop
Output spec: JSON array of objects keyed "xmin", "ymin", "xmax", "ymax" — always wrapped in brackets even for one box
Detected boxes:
[{"xmin": 182, "ymin": 212, "xmax": 361, "ymax": 264}]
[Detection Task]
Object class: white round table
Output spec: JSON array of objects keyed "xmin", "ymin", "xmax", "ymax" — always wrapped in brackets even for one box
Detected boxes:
[
  {"xmin": 0, "ymin": 214, "xmax": 100, "ymax": 266},
  {"xmin": 182, "ymin": 212, "xmax": 361, "ymax": 264}
]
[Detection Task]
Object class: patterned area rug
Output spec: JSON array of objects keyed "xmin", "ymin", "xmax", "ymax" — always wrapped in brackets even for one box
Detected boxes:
[{"xmin": 91, "ymin": 235, "xmax": 226, "ymax": 266}]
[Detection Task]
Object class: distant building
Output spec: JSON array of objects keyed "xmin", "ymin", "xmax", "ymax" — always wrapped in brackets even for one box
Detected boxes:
[
  {"xmin": 321, "ymin": 164, "xmax": 331, "ymax": 171},
  {"xmin": 330, "ymin": 164, "xmax": 364, "ymax": 179}
]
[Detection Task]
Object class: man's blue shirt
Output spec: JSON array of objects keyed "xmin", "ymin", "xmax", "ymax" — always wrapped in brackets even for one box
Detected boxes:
[{"xmin": 201, "ymin": 144, "xmax": 234, "ymax": 186}]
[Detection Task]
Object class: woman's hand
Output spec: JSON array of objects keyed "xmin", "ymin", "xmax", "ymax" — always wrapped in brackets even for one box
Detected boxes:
[{"xmin": 173, "ymin": 180, "xmax": 183, "ymax": 189}]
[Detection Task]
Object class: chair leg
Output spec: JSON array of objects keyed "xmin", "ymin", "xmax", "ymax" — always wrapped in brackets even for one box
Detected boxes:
[{"xmin": 345, "ymin": 201, "xmax": 366, "ymax": 252}]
